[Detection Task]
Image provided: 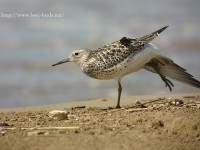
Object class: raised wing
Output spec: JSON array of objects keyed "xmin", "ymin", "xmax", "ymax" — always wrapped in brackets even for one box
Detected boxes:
[
  {"xmin": 83, "ymin": 26, "xmax": 169, "ymax": 74},
  {"xmin": 120, "ymin": 25, "xmax": 169, "ymax": 49}
]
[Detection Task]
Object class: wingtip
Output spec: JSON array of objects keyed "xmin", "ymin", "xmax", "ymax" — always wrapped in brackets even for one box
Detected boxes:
[
  {"xmin": 163, "ymin": 25, "xmax": 169, "ymax": 30},
  {"xmin": 157, "ymin": 25, "xmax": 169, "ymax": 34},
  {"xmin": 165, "ymin": 25, "xmax": 169, "ymax": 28}
]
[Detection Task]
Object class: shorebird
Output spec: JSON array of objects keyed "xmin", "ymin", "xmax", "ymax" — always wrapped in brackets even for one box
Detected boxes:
[{"xmin": 52, "ymin": 26, "xmax": 200, "ymax": 108}]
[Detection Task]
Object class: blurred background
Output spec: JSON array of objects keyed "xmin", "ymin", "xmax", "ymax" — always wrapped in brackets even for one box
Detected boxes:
[{"xmin": 0, "ymin": 0, "xmax": 200, "ymax": 108}]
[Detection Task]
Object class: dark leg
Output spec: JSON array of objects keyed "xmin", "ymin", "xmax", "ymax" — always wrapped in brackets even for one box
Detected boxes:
[
  {"xmin": 146, "ymin": 59, "xmax": 174, "ymax": 92},
  {"xmin": 153, "ymin": 67, "xmax": 174, "ymax": 91},
  {"xmin": 116, "ymin": 80, "xmax": 122, "ymax": 108}
]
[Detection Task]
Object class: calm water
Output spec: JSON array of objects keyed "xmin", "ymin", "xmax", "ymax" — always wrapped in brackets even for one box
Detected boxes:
[{"xmin": 0, "ymin": 0, "xmax": 200, "ymax": 108}]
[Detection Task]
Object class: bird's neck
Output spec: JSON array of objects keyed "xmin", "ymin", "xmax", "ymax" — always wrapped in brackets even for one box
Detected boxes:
[{"xmin": 77, "ymin": 51, "xmax": 91, "ymax": 68}]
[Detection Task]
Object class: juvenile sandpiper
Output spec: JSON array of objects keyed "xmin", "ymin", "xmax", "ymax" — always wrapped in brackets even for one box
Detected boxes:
[{"xmin": 52, "ymin": 26, "xmax": 200, "ymax": 108}]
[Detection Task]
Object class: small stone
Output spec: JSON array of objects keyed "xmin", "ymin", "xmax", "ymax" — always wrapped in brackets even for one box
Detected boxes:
[
  {"xmin": 168, "ymin": 99, "xmax": 184, "ymax": 106},
  {"xmin": 1, "ymin": 131, "xmax": 6, "ymax": 136},
  {"xmin": 49, "ymin": 110, "xmax": 69, "ymax": 120}
]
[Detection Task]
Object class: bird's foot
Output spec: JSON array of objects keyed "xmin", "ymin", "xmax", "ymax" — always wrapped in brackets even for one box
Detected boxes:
[{"xmin": 115, "ymin": 105, "xmax": 121, "ymax": 109}]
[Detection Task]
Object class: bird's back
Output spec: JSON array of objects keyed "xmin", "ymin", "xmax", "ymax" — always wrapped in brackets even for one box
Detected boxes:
[
  {"xmin": 81, "ymin": 26, "xmax": 169, "ymax": 80},
  {"xmin": 81, "ymin": 40, "xmax": 134, "ymax": 79}
]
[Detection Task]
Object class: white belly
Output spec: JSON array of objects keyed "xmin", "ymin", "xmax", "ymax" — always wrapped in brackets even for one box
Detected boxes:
[{"xmin": 114, "ymin": 43, "xmax": 161, "ymax": 80}]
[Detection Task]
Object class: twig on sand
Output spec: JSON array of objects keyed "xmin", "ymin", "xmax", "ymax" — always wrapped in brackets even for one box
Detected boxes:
[
  {"xmin": 79, "ymin": 98, "xmax": 166, "ymax": 116},
  {"xmin": 0, "ymin": 127, "xmax": 16, "ymax": 130},
  {"xmin": 80, "ymin": 108, "xmax": 123, "ymax": 116},
  {"xmin": 1, "ymin": 126, "xmax": 79, "ymax": 131},
  {"xmin": 72, "ymin": 106, "xmax": 86, "ymax": 109},
  {"xmin": 21, "ymin": 126, "xmax": 79, "ymax": 131},
  {"xmin": 125, "ymin": 97, "xmax": 166, "ymax": 109},
  {"xmin": 183, "ymin": 95, "xmax": 199, "ymax": 99},
  {"xmin": 77, "ymin": 98, "xmax": 166, "ymax": 116},
  {"xmin": 125, "ymin": 108, "xmax": 150, "ymax": 112}
]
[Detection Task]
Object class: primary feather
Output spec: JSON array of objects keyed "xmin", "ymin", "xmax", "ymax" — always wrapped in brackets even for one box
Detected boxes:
[{"xmin": 145, "ymin": 56, "xmax": 200, "ymax": 90}]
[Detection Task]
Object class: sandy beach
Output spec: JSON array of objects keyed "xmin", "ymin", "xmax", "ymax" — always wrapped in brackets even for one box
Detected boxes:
[
  {"xmin": 0, "ymin": 0, "xmax": 200, "ymax": 150},
  {"xmin": 0, "ymin": 93, "xmax": 200, "ymax": 150}
]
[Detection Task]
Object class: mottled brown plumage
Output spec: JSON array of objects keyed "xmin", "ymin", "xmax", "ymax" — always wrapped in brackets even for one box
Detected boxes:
[
  {"xmin": 81, "ymin": 26, "xmax": 170, "ymax": 80},
  {"xmin": 53, "ymin": 26, "xmax": 200, "ymax": 108}
]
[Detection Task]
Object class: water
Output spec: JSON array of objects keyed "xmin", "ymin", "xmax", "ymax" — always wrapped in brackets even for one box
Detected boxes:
[{"xmin": 0, "ymin": 0, "xmax": 200, "ymax": 108}]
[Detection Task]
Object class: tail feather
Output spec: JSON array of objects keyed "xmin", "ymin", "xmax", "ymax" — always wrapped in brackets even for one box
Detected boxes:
[
  {"xmin": 145, "ymin": 56, "xmax": 200, "ymax": 90},
  {"xmin": 161, "ymin": 66, "xmax": 193, "ymax": 78},
  {"xmin": 160, "ymin": 69, "xmax": 200, "ymax": 88}
]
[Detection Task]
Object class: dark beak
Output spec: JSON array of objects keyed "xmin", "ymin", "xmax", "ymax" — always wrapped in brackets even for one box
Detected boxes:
[{"xmin": 52, "ymin": 58, "xmax": 70, "ymax": 66}]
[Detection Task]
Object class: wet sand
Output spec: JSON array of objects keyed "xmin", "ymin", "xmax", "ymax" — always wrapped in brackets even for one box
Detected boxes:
[{"xmin": 0, "ymin": 93, "xmax": 200, "ymax": 150}]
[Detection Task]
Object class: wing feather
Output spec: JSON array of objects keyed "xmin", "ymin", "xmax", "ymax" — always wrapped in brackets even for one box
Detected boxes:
[{"xmin": 145, "ymin": 57, "xmax": 200, "ymax": 89}]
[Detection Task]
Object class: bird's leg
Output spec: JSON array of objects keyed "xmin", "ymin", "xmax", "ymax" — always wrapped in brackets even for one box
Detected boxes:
[
  {"xmin": 147, "ymin": 59, "xmax": 174, "ymax": 92},
  {"xmin": 116, "ymin": 80, "xmax": 122, "ymax": 108},
  {"xmin": 153, "ymin": 67, "xmax": 174, "ymax": 92},
  {"xmin": 158, "ymin": 73, "xmax": 173, "ymax": 91}
]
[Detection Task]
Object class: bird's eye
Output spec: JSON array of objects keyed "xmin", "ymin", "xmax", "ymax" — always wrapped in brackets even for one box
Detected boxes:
[{"xmin": 74, "ymin": 52, "xmax": 79, "ymax": 56}]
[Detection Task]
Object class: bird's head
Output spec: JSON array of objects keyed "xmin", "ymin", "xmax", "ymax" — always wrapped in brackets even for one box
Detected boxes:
[{"xmin": 52, "ymin": 48, "xmax": 90, "ymax": 67}]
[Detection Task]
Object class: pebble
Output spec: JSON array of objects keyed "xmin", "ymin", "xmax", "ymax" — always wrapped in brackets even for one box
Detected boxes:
[
  {"xmin": 168, "ymin": 99, "xmax": 184, "ymax": 106},
  {"xmin": 49, "ymin": 110, "xmax": 69, "ymax": 120}
]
